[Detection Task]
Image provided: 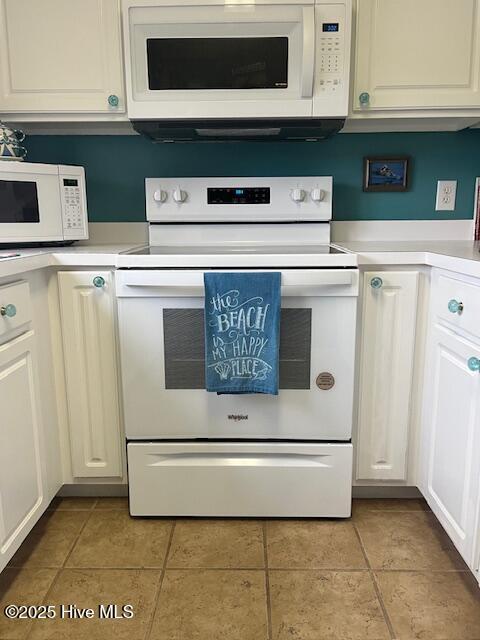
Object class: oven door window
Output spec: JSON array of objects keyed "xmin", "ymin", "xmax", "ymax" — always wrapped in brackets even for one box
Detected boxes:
[
  {"xmin": 147, "ymin": 37, "xmax": 288, "ymax": 91},
  {"xmin": 0, "ymin": 180, "xmax": 39, "ymax": 223},
  {"xmin": 163, "ymin": 308, "xmax": 311, "ymax": 390}
]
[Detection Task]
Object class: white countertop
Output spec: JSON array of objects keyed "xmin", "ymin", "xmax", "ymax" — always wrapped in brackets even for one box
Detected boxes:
[
  {"xmin": 334, "ymin": 241, "xmax": 480, "ymax": 278},
  {"xmin": 1, "ymin": 241, "xmax": 480, "ymax": 279},
  {"xmin": 0, "ymin": 244, "xmax": 142, "ymax": 278}
]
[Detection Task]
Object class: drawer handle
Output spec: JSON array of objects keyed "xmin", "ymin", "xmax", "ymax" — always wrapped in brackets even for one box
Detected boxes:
[
  {"xmin": 448, "ymin": 299, "xmax": 464, "ymax": 314},
  {"xmin": 93, "ymin": 276, "xmax": 105, "ymax": 288},
  {"xmin": 468, "ymin": 357, "xmax": 480, "ymax": 372},
  {"xmin": 0, "ymin": 303, "xmax": 16, "ymax": 318},
  {"xmin": 370, "ymin": 276, "xmax": 383, "ymax": 289}
]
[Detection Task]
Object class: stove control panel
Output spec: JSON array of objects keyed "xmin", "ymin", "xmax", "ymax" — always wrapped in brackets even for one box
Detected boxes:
[{"xmin": 145, "ymin": 177, "xmax": 332, "ymax": 223}]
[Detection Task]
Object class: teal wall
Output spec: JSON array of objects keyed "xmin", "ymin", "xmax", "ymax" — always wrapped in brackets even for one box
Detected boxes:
[{"xmin": 27, "ymin": 130, "xmax": 480, "ymax": 223}]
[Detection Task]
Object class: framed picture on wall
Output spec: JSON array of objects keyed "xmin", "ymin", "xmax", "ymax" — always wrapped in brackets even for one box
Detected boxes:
[{"xmin": 363, "ymin": 156, "xmax": 409, "ymax": 192}]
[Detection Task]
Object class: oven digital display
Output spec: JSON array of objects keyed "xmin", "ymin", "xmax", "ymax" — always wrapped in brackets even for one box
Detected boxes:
[
  {"xmin": 63, "ymin": 179, "xmax": 78, "ymax": 187},
  {"xmin": 207, "ymin": 187, "xmax": 270, "ymax": 204},
  {"xmin": 322, "ymin": 23, "xmax": 339, "ymax": 32}
]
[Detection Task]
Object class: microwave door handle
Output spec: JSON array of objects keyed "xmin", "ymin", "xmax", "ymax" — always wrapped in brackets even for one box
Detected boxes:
[{"xmin": 301, "ymin": 6, "xmax": 315, "ymax": 98}]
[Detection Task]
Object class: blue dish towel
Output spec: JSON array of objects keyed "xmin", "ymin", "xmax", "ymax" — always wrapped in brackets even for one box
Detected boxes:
[{"xmin": 204, "ymin": 272, "xmax": 281, "ymax": 395}]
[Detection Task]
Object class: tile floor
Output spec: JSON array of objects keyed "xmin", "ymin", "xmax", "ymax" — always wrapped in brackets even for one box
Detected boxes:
[{"xmin": 1, "ymin": 498, "xmax": 479, "ymax": 640}]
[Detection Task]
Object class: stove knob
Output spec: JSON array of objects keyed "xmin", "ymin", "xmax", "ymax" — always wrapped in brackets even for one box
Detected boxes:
[
  {"xmin": 153, "ymin": 189, "xmax": 167, "ymax": 203},
  {"xmin": 311, "ymin": 188, "xmax": 325, "ymax": 202},
  {"xmin": 290, "ymin": 188, "xmax": 306, "ymax": 203},
  {"xmin": 172, "ymin": 188, "xmax": 187, "ymax": 203}
]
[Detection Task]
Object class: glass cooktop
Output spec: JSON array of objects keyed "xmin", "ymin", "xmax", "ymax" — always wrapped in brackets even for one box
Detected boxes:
[{"xmin": 125, "ymin": 244, "xmax": 348, "ymax": 256}]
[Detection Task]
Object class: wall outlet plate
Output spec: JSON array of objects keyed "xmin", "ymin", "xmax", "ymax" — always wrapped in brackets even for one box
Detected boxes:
[{"xmin": 435, "ymin": 180, "xmax": 457, "ymax": 211}]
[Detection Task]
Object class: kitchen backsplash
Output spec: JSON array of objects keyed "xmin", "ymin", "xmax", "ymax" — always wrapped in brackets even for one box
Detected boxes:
[{"xmin": 27, "ymin": 130, "xmax": 480, "ymax": 223}]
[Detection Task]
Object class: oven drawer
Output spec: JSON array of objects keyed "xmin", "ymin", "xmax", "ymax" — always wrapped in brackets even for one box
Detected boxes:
[{"xmin": 127, "ymin": 442, "xmax": 353, "ymax": 517}]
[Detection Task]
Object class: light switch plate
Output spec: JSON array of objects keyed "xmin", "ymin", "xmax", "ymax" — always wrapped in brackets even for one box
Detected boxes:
[{"xmin": 435, "ymin": 180, "xmax": 457, "ymax": 211}]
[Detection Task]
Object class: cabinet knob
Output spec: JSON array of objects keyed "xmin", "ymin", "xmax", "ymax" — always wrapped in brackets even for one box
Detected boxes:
[
  {"xmin": 468, "ymin": 357, "xmax": 480, "ymax": 372},
  {"xmin": 359, "ymin": 92, "xmax": 370, "ymax": 106},
  {"xmin": 370, "ymin": 276, "xmax": 383, "ymax": 289},
  {"xmin": 108, "ymin": 94, "xmax": 119, "ymax": 108},
  {"xmin": 93, "ymin": 276, "xmax": 105, "ymax": 288},
  {"xmin": 0, "ymin": 303, "xmax": 16, "ymax": 317},
  {"xmin": 448, "ymin": 299, "xmax": 464, "ymax": 314}
]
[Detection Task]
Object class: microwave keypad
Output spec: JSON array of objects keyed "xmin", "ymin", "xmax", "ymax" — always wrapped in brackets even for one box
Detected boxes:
[
  {"xmin": 318, "ymin": 34, "xmax": 342, "ymax": 92},
  {"xmin": 63, "ymin": 184, "xmax": 83, "ymax": 230},
  {"xmin": 319, "ymin": 36, "xmax": 341, "ymax": 74}
]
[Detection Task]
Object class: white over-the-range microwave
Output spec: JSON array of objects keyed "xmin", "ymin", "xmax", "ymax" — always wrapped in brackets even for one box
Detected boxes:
[
  {"xmin": 123, "ymin": 0, "xmax": 352, "ymax": 127},
  {"xmin": 0, "ymin": 162, "xmax": 88, "ymax": 246}
]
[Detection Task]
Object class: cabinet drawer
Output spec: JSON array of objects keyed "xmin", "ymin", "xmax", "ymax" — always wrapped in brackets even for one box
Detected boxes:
[
  {"xmin": 0, "ymin": 281, "xmax": 32, "ymax": 339},
  {"xmin": 433, "ymin": 271, "xmax": 480, "ymax": 339}
]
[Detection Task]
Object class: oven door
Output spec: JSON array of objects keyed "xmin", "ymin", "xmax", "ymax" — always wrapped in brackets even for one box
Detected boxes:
[
  {"xmin": 0, "ymin": 164, "xmax": 63, "ymax": 243},
  {"xmin": 124, "ymin": 1, "xmax": 315, "ymax": 119},
  {"xmin": 116, "ymin": 269, "xmax": 358, "ymax": 441}
]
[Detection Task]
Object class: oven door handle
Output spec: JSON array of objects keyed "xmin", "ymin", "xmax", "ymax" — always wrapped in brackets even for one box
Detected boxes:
[{"xmin": 118, "ymin": 271, "xmax": 354, "ymax": 297}]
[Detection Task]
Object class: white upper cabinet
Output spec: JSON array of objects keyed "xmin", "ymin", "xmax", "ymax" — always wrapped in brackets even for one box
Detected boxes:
[
  {"xmin": 353, "ymin": 0, "xmax": 480, "ymax": 112},
  {"xmin": 356, "ymin": 271, "xmax": 419, "ymax": 482},
  {"xmin": 0, "ymin": 0, "xmax": 125, "ymax": 115}
]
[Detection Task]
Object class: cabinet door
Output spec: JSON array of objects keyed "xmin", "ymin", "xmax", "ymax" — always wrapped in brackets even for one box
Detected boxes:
[
  {"xmin": 420, "ymin": 326, "xmax": 480, "ymax": 568},
  {"xmin": 0, "ymin": 0, "xmax": 124, "ymax": 114},
  {"xmin": 58, "ymin": 271, "xmax": 122, "ymax": 477},
  {"xmin": 353, "ymin": 0, "xmax": 480, "ymax": 111},
  {"xmin": 356, "ymin": 271, "xmax": 419, "ymax": 481},
  {"xmin": 0, "ymin": 331, "xmax": 45, "ymax": 571}
]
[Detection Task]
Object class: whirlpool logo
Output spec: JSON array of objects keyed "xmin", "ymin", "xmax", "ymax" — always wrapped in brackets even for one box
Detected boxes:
[{"xmin": 228, "ymin": 414, "xmax": 249, "ymax": 421}]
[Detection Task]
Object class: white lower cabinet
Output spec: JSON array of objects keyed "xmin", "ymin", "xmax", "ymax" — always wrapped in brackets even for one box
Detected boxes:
[
  {"xmin": 356, "ymin": 271, "xmax": 419, "ymax": 481},
  {"xmin": 421, "ymin": 326, "xmax": 480, "ymax": 570},
  {"xmin": 0, "ymin": 331, "xmax": 46, "ymax": 571},
  {"xmin": 58, "ymin": 271, "xmax": 122, "ymax": 478},
  {"xmin": 420, "ymin": 269, "xmax": 480, "ymax": 576}
]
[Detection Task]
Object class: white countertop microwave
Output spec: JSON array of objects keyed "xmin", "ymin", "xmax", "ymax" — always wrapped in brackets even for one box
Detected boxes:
[
  {"xmin": 122, "ymin": 0, "xmax": 352, "ymax": 121},
  {"xmin": 0, "ymin": 162, "xmax": 88, "ymax": 246}
]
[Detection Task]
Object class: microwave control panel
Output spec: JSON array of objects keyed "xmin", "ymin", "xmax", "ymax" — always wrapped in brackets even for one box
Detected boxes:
[
  {"xmin": 59, "ymin": 167, "xmax": 88, "ymax": 239},
  {"xmin": 313, "ymin": 2, "xmax": 351, "ymax": 115},
  {"xmin": 317, "ymin": 11, "xmax": 344, "ymax": 93}
]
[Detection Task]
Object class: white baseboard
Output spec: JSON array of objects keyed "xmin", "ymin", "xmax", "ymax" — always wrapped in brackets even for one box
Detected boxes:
[
  {"xmin": 352, "ymin": 486, "xmax": 422, "ymax": 499},
  {"xmin": 332, "ymin": 219, "xmax": 474, "ymax": 241},
  {"xmin": 58, "ymin": 484, "xmax": 128, "ymax": 497}
]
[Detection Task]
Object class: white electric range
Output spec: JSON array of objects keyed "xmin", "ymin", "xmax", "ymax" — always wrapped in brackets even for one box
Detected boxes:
[{"xmin": 116, "ymin": 177, "xmax": 358, "ymax": 517}]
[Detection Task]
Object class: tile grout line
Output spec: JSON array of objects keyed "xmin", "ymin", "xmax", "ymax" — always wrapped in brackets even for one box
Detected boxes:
[
  {"xmin": 352, "ymin": 521, "xmax": 397, "ymax": 640},
  {"xmin": 33, "ymin": 498, "xmax": 98, "ymax": 604},
  {"xmin": 262, "ymin": 521, "xmax": 273, "ymax": 640},
  {"xmin": 144, "ymin": 520, "xmax": 177, "ymax": 640},
  {"xmin": 60, "ymin": 502, "xmax": 97, "ymax": 569},
  {"xmin": 23, "ymin": 508, "xmax": 98, "ymax": 640}
]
